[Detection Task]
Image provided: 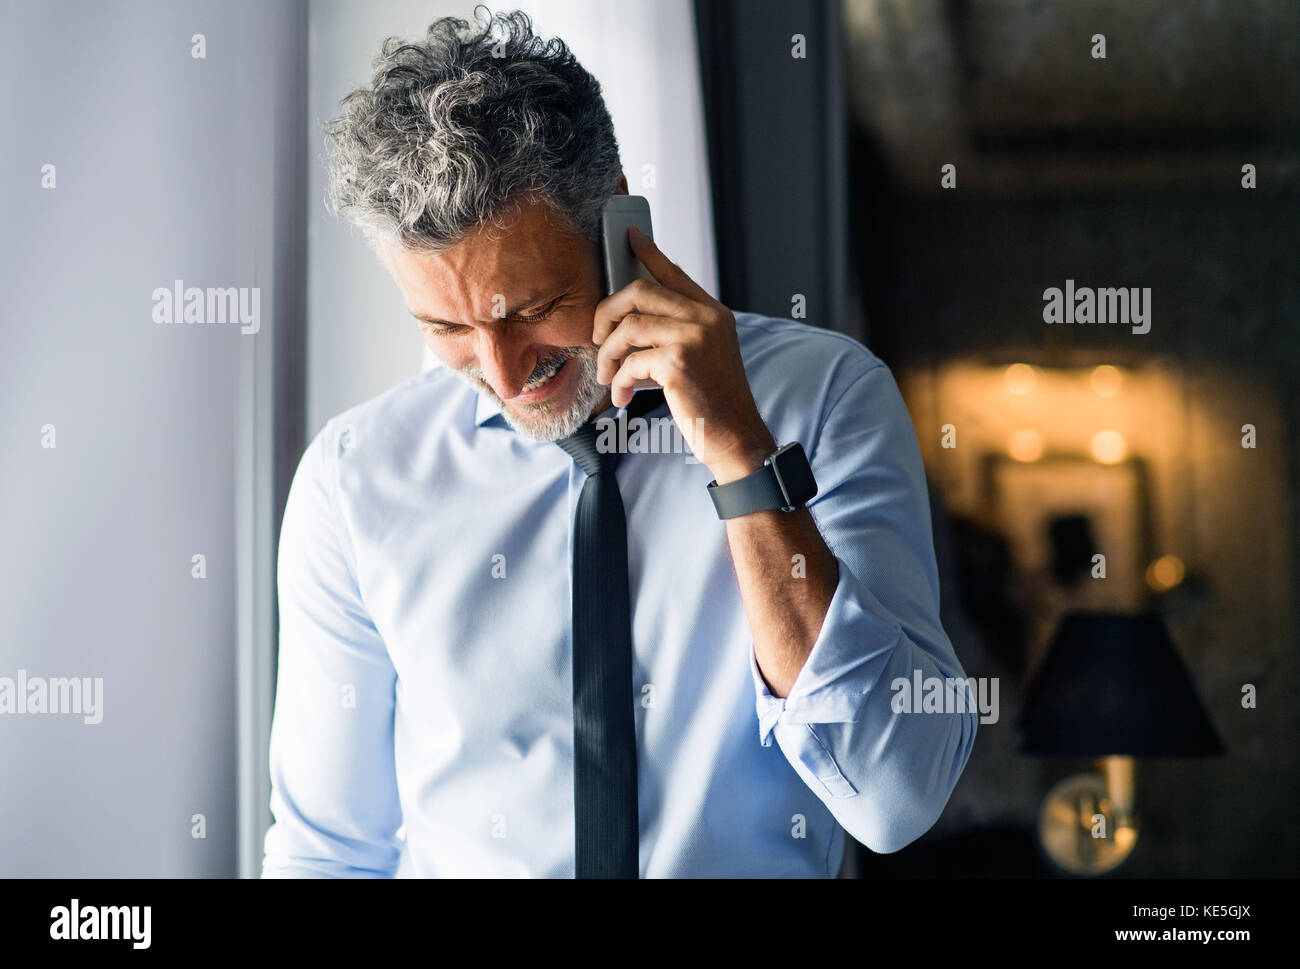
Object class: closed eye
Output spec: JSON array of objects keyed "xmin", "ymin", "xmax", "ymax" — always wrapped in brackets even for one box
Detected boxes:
[
  {"xmin": 419, "ymin": 321, "xmax": 468, "ymax": 336},
  {"xmin": 416, "ymin": 296, "xmax": 563, "ymax": 335},
  {"xmin": 512, "ymin": 297, "xmax": 562, "ymax": 322}
]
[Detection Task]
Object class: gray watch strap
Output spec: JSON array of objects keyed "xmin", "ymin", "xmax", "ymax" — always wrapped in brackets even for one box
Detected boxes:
[{"xmin": 707, "ymin": 463, "xmax": 789, "ymax": 520}]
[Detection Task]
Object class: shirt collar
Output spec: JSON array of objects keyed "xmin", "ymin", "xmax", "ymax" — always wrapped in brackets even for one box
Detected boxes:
[{"xmin": 474, "ymin": 388, "xmax": 506, "ymax": 427}]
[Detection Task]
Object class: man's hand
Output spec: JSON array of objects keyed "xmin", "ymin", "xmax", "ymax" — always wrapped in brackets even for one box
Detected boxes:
[
  {"xmin": 594, "ymin": 226, "xmax": 838, "ymax": 698},
  {"xmin": 593, "ymin": 226, "xmax": 777, "ymax": 484}
]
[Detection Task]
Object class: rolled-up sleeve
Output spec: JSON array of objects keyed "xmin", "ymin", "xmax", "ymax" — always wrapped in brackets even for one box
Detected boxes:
[
  {"xmin": 750, "ymin": 361, "xmax": 977, "ymax": 854},
  {"xmin": 261, "ymin": 420, "xmax": 403, "ymax": 877}
]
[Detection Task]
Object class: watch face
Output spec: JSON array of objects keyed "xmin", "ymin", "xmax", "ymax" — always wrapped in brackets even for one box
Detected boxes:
[{"xmin": 770, "ymin": 443, "xmax": 817, "ymax": 508}]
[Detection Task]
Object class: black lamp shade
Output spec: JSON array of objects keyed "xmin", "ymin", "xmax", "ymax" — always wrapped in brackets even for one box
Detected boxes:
[{"xmin": 1017, "ymin": 611, "xmax": 1225, "ymax": 757}]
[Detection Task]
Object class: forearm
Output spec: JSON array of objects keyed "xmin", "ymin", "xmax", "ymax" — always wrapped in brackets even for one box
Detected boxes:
[
  {"xmin": 724, "ymin": 504, "xmax": 839, "ymax": 698},
  {"xmin": 708, "ymin": 363, "xmax": 975, "ymax": 852}
]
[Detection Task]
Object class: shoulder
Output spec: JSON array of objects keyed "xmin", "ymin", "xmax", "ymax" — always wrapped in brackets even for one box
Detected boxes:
[
  {"xmin": 283, "ymin": 367, "xmax": 471, "ymax": 548},
  {"xmin": 300, "ymin": 366, "xmax": 469, "ymax": 487},
  {"xmin": 732, "ymin": 311, "xmax": 889, "ymax": 413},
  {"xmin": 323, "ymin": 365, "xmax": 465, "ymax": 445}
]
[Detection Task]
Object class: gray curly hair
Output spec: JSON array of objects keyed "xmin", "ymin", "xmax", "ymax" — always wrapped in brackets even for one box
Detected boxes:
[{"xmin": 323, "ymin": 7, "xmax": 622, "ymax": 253}]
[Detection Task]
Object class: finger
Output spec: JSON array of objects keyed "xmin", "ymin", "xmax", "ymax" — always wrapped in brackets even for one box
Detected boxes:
[
  {"xmin": 628, "ymin": 225, "xmax": 715, "ymax": 305},
  {"xmin": 609, "ymin": 346, "xmax": 677, "ymax": 409},
  {"xmin": 596, "ymin": 313, "xmax": 692, "ymax": 385},
  {"xmin": 593, "ymin": 278, "xmax": 695, "ymax": 346}
]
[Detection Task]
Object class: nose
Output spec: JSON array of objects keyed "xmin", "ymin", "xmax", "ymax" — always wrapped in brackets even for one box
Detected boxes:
[{"xmin": 476, "ymin": 328, "xmax": 537, "ymax": 400}]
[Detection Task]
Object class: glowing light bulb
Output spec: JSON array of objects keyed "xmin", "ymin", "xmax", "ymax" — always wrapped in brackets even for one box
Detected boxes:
[
  {"xmin": 1146, "ymin": 554, "xmax": 1186, "ymax": 592},
  {"xmin": 1091, "ymin": 429, "xmax": 1126, "ymax": 464},
  {"xmin": 1004, "ymin": 363, "xmax": 1037, "ymax": 396},
  {"xmin": 1091, "ymin": 365, "xmax": 1122, "ymax": 397},
  {"xmin": 1009, "ymin": 429, "xmax": 1044, "ymax": 462}
]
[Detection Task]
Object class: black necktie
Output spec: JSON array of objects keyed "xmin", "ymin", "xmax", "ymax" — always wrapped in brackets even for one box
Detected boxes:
[{"xmin": 556, "ymin": 388, "xmax": 665, "ymax": 878}]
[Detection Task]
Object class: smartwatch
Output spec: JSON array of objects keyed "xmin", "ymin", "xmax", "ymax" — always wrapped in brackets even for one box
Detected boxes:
[{"xmin": 707, "ymin": 442, "xmax": 818, "ymax": 519}]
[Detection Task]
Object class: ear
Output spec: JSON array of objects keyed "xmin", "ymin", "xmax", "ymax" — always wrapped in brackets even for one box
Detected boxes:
[{"xmin": 615, "ymin": 171, "xmax": 629, "ymax": 195}]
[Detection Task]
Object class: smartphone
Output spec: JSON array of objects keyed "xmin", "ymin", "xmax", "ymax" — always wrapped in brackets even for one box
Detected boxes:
[
  {"xmin": 600, "ymin": 195, "xmax": 655, "ymax": 296},
  {"xmin": 600, "ymin": 195, "xmax": 661, "ymax": 392}
]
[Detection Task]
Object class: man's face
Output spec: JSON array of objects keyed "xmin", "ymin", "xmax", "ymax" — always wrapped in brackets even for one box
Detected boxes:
[{"xmin": 380, "ymin": 199, "xmax": 611, "ymax": 442}]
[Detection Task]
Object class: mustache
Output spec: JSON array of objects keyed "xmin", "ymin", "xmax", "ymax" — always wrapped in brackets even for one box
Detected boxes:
[
  {"xmin": 461, "ymin": 344, "xmax": 594, "ymax": 393},
  {"xmin": 523, "ymin": 345, "xmax": 589, "ymax": 385}
]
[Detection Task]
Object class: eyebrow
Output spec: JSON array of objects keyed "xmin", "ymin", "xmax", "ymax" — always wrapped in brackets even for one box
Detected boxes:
[{"xmin": 410, "ymin": 289, "xmax": 564, "ymax": 327}]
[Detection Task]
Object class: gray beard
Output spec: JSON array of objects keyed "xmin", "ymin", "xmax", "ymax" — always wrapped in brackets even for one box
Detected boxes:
[{"xmin": 456, "ymin": 345, "xmax": 607, "ymax": 443}]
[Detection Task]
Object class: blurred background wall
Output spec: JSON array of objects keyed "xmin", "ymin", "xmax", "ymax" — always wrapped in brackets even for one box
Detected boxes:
[
  {"xmin": 0, "ymin": 0, "xmax": 307, "ymax": 876},
  {"xmin": 840, "ymin": 0, "xmax": 1298, "ymax": 876}
]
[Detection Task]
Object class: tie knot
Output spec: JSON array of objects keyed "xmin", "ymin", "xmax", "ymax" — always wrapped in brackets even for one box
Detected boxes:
[
  {"xmin": 555, "ymin": 389, "xmax": 666, "ymax": 477},
  {"xmin": 556, "ymin": 420, "xmax": 619, "ymax": 476}
]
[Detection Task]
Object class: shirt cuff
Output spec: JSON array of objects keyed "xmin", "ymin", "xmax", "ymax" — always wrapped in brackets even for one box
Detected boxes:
[{"xmin": 748, "ymin": 557, "xmax": 904, "ymax": 750}]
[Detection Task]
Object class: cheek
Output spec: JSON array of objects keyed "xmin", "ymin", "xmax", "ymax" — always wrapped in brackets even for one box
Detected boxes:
[
  {"xmin": 545, "ymin": 306, "xmax": 598, "ymax": 348},
  {"xmin": 423, "ymin": 334, "xmax": 473, "ymax": 371}
]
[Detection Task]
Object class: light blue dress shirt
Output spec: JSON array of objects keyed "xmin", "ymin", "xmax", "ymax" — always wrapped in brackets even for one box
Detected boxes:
[{"xmin": 262, "ymin": 313, "xmax": 976, "ymax": 877}]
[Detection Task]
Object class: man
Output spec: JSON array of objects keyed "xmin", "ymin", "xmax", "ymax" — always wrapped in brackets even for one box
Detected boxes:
[{"xmin": 262, "ymin": 9, "xmax": 975, "ymax": 878}]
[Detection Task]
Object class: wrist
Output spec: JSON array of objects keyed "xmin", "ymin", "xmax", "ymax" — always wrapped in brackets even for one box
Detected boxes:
[{"xmin": 708, "ymin": 433, "xmax": 777, "ymax": 485}]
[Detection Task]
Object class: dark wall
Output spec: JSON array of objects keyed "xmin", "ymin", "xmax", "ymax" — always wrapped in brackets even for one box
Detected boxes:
[{"xmin": 695, "ymin": 0, "xmax": 856, "ymax": 337}]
